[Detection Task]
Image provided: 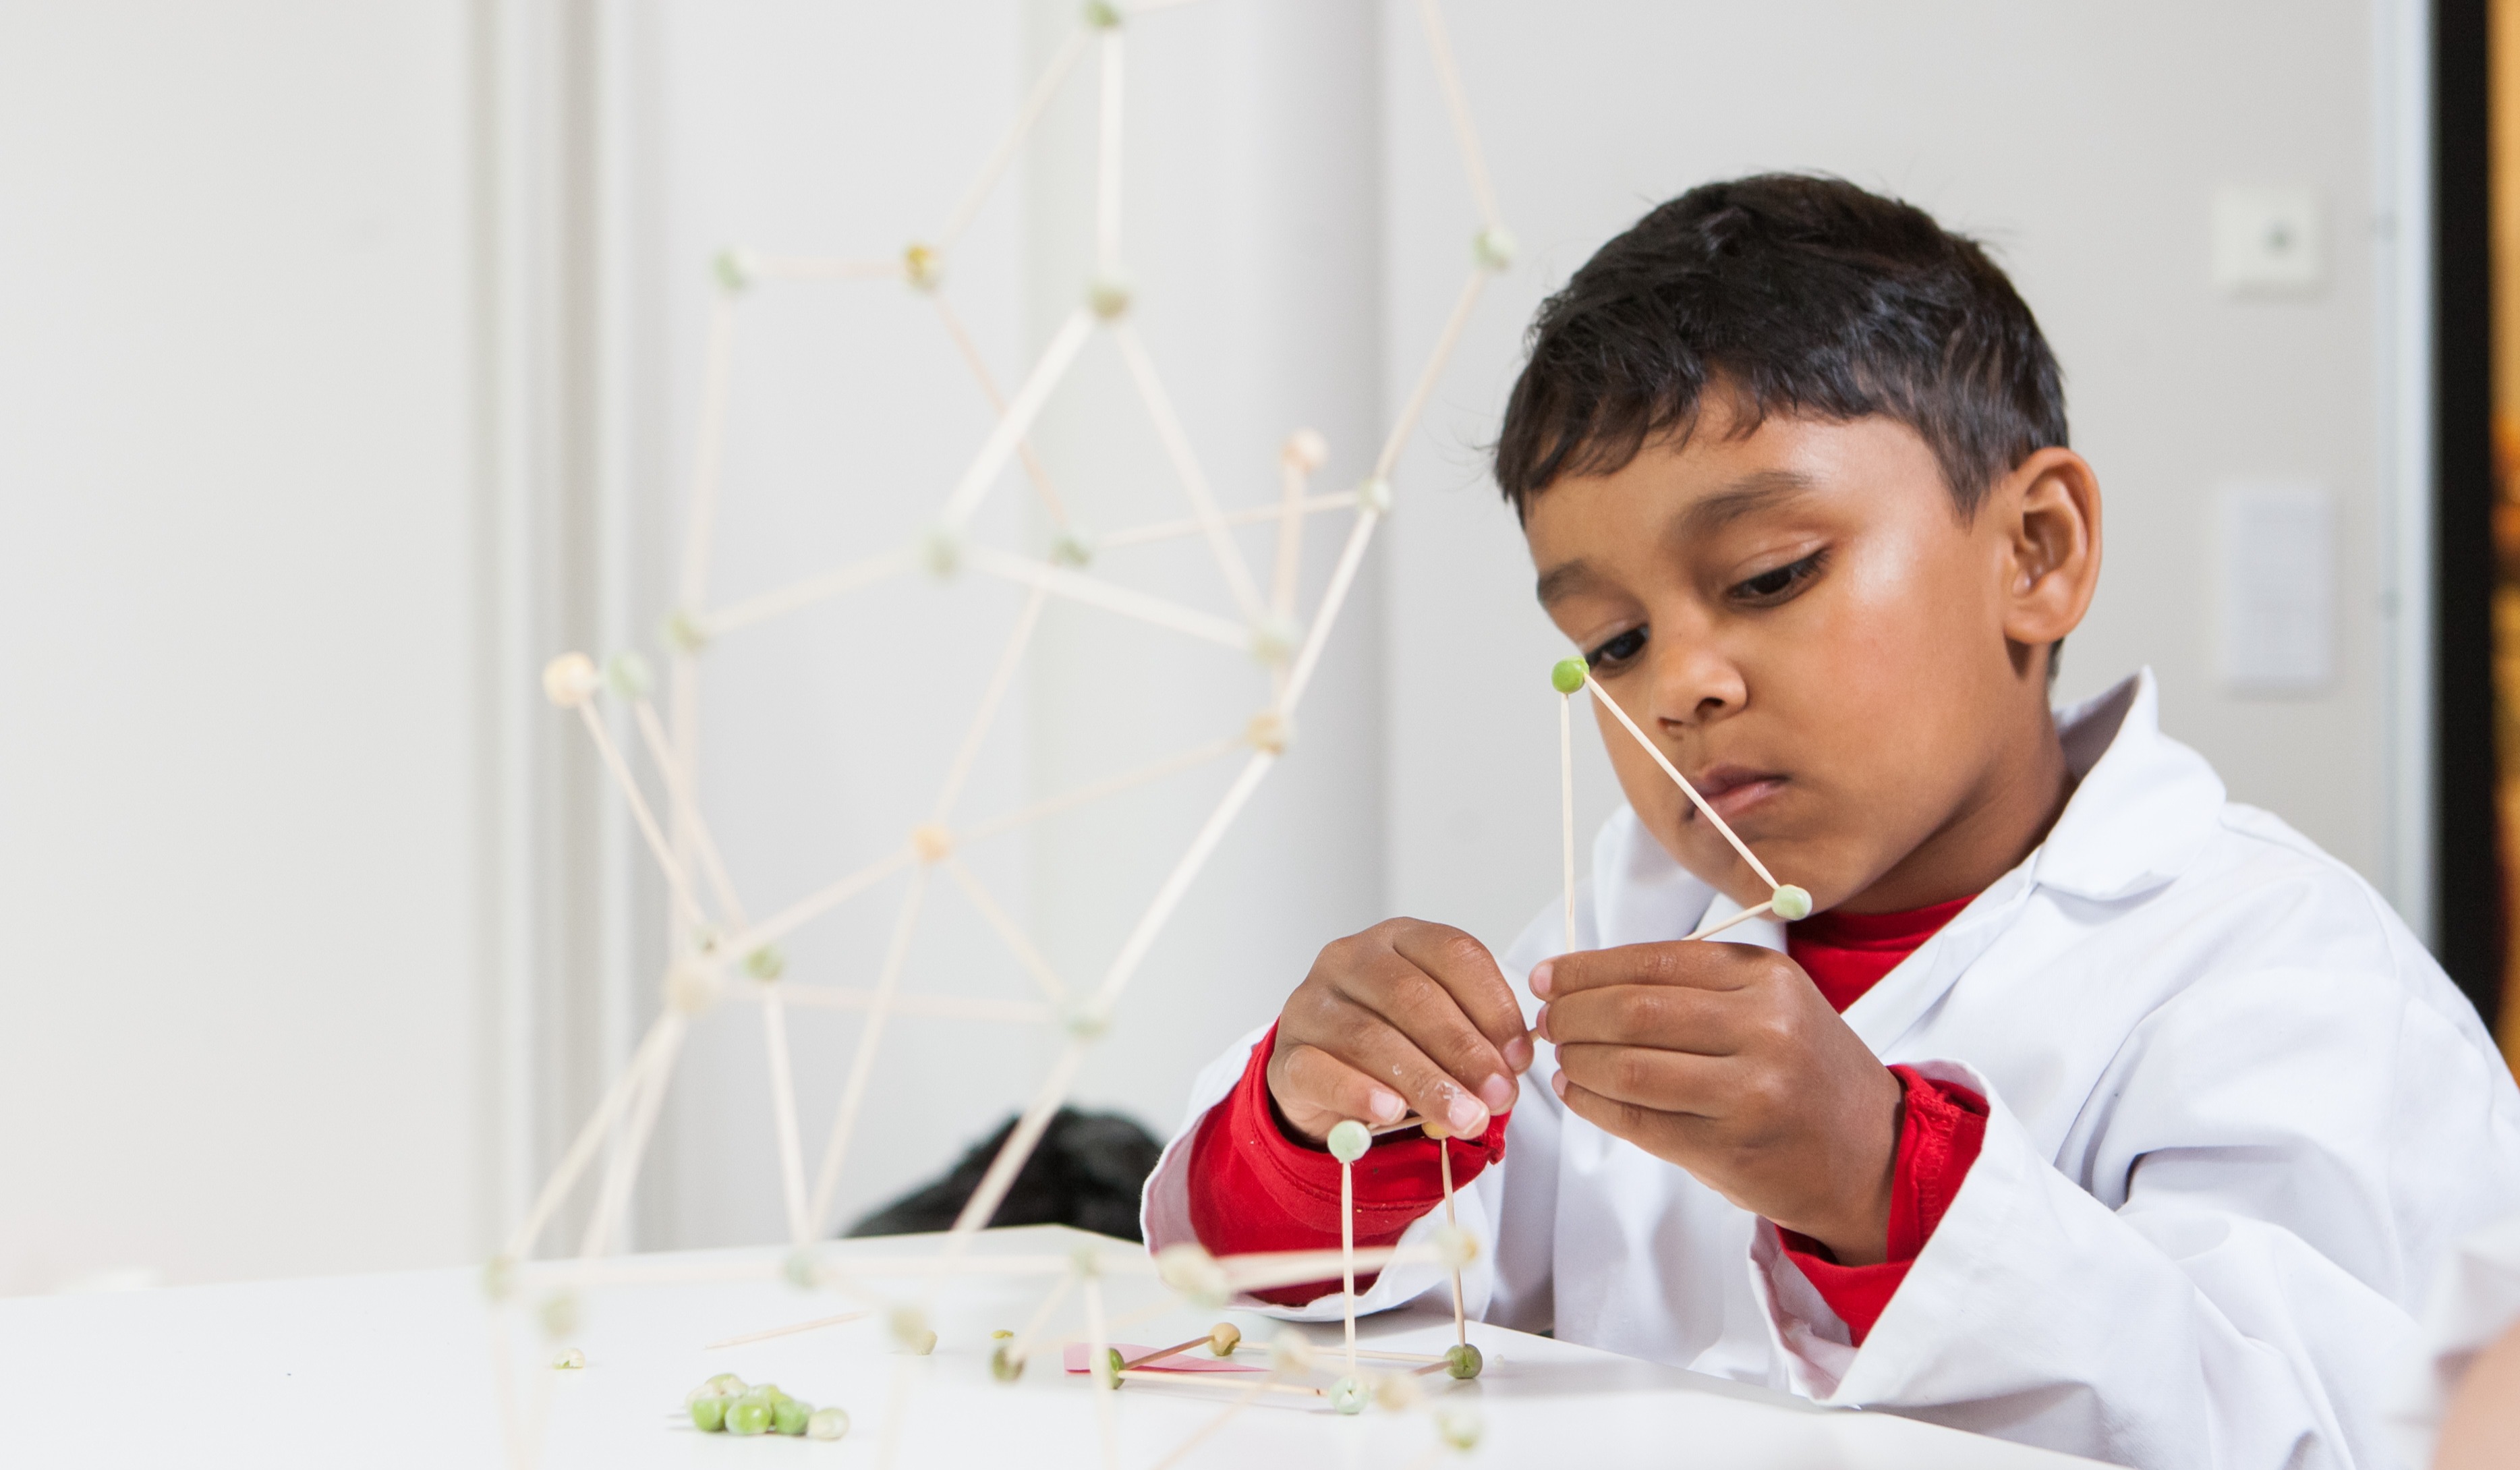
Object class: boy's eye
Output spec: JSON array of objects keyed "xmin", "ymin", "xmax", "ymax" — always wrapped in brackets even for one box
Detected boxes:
[
  {"xmin": 1586, "ymin": 627, "xmax": 1647, "ymax": 668},
  {"xmin": 1727, "ymin": 549, "xmax": 1826, "ymax": 606}
]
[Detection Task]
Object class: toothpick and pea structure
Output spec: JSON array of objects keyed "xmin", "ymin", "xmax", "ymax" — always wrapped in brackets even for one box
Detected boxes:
[{"xmin": 482, "ymin": 3, "xmax": 1516, "ymax": 1466}]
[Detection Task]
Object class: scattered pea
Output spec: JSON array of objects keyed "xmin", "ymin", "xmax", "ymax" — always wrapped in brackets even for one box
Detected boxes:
[
  {"xmin": 689, "ymin": 1395, "xmax": 728, "ymax": 1433},
  {"xmin": 990, "ymin": 1342, "xmax": 1025, "ymax": 1382},
  {"xmin": 806, "ymin": 1407, "xmax": 850, "ymax": 1441},
  {"xmin": 724, "ymin": 1397, "xmax": 774, "ymax": 1436},
  {"xmin": 772, "ymin": 1397, "xmax": 812, "ymax": 1436}
]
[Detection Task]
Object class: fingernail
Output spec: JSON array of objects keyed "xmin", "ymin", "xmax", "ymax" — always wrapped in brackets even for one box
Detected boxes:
[
  {"xmin": 1504, "ymin": 1036, "xmax": 1534, "ymax": 1071},
  {"xmin": 1478, "ymin": 1074, "xmax": 1514, "ymax": 1112},
  {"xmin": 1551, "ymin": 1070, "xmax": 1568, "ymax": 1100},
  {"xmin": 1528, "ymin": 961, "xmax": 1553, "ymax": 998},
  {"xmin": 1535, "ymin": 1005, "xmax": 1551, "ymax": 1044},
  {"xmin": 1447, "ymin": 1092, "xmax": 1488, "ymax": 1136},
  {"xmin": 1367, "ymin": 1088, "xmax": 1406, "ymax": 1124}
]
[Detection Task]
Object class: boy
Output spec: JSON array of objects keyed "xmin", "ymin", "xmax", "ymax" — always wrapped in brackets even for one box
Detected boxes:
[{"xmin": 1139, "ymin": 175, "xmax": 2520, "ymax": 1469}]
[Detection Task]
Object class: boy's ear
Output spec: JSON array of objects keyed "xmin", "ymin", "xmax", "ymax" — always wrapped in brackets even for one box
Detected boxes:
[{"xmin": 1991, "ymin": 447, "xmax": 2102, "ymax": 658}]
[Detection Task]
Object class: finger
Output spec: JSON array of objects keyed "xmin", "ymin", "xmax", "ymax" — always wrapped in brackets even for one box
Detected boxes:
[
  {"xmin": 1300, "ymin": 994, "xmax": 1499, "ymax": 1139},
  {"xmin": 1553, "ymin": 1041, "xmax": 1742, "ymax": 1118},
  {"xmin": 1390, "ymin": 922, "xmax": 1534, "ymax": 1071},
  {"xmin": 1550, "ymin": 1066, "xmax": 1715, "ymax": 1160},
  {"xmin": 1533, "ymin": 938, "xmax": 1771, "ymax": 1000},
  {"xmin": 1539, "ymin": 984, "xmax": 1741, "ymax": 1056},
  {"xmin": 1269, "ymin": 1042, "xmax": 1408, "ymax": 1143},
  {"xmin": 1344, "ymin": 949, "xmax": 1522, "ymax": 1116}
]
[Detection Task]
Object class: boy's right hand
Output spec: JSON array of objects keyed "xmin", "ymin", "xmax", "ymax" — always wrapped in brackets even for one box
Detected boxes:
[{"xmin": 1267, "ymin": 918, "xmax": 1537, "ymax": 1148}]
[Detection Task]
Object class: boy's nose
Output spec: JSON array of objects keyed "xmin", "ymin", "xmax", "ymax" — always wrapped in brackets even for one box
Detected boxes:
[{"xmin": 1649, "ymin": 640, "xmax": 1747, "ymax": 729}]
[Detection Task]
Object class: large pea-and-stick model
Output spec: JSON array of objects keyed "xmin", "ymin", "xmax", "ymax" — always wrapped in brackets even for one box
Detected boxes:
[{"xmin": 486, "ymin": 4, "xmax": 1802, "ymax": 1465}]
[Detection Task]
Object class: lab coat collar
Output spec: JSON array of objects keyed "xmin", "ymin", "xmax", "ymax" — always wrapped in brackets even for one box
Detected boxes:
[{"xmin": 1580, "ymin": 668, "xmax": 2218, "ymax": 1006}]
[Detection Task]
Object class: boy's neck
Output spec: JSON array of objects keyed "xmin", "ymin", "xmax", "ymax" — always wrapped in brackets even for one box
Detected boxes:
[{"xmin": 1835, "ymin": 694, "xmax": 2075, "ymax": 915}]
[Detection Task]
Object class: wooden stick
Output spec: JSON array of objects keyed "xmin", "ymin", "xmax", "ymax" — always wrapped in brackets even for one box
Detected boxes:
[
  {"xmin": 731, "ymin": 847, "xmax": 912, "ymax": 955},
  {"xmin": 502, "ymin": 1011, "xmax": 679, "ymax": 1260},
  {"xmin": 768, "ymin": 984, "xmax": 1050, "ymax": 1027},
  {"xmin": 1218, "ymin": 1243, "xmax": 1436, "ymax": 1294},
  {"xmin": 747, "ymin": 256, "xmax": 900, "ymax": 281},
  {"xmin": 807, "ymin": 870, "xmax": 929, "ymax": 1235},
  {"xmin": 941, "ymin": 306, "xmax": 1094, "ymax": 529},
  {"xmin": 1086, "ymin": 1275, "xmax": 1120, "ymax": 1470},
  {"xmin": 1277, "ymin": 506, "xmax": 1380, "ymax": 718},
  {"xmin": 631, "ymin": 698, "xmax": 747, "ymax": 928},
  {"xmin": 1119, "ymin": 1369, "xmax": 1319, "ymax": 1398},
  {"xmin": 760, "ymin": 991, "xmax": 812, "ymax": 1245},
  {"xmin": 965, "ymin": 545, "xmax": 1251, "ymax": 651},
  {"xmin": 1375, "ymin": 269, "xmax": 1487, "ymax": 480},
  {"xmin": 943, "ymin": 1039, "xmax": 1091, "ymax": 1239},
  {"xmin": 1145, "ymin": 1369, "xmax": 1285, "ymax": 1470},
  {"xmin": 575, "ymin": 702, "xmax": 708, "ymax": 933},
  {"xmin": 1341, "ymin": 1156, "xmax": 1359, "ymax": 1378},
  {"xmin": 577, "ymin": 1015, "xmax": 687, "ymax": 1258},
  {"xmin": 1583, "ymin": 671, "xmax": 1781, "ymax": 890},
  {"xmin": 1122, "ymin": 1334, "xmax": 1214, "ymax": 1371},
  {"xmin": 929, "ymin": 585, "xmax": 1048, "ymax": 824},
  {"xmin": 1441, "ymin": 1137, "xmax": 1466, "ymax": 1349},
  {"xmin": 1684, "ymin": 897, "xmax": 1777, "ymax": 943},
  {"xmin": 1095, "ymin": 30, "xmax": 1125, "ymax": 276},
  {"xmin": 1094, "ymin": 492, "xmax": 1356, "ymax": 551},
  {"xmin": 938, "ymin": 29, "xmax": 1088, "ymax": 252},
  {"xmin": 942, "ymin": 856, "xmax": 1070, "ymax": 1004},
  {"xmin": 705, "ymin": 1309, "xmax": 869, "ymax": 1352},
  {"xmin": 1413, "ymin": 0, "xmax": 1502, "ymax": 228},
  {"xmin": 1271, "ymin": 455, "xmax": 1311, "ymax": 623},
  {"xmin": 1356, "ymin": 1347, "xmax": 1447, "ymax": 1366},
  {"xmin": 700, "ymin": 547, "xmax": 915, "ymax": 640},
  {"xmin": 1561, "ymin": 689, "xmax": 1577, "ymax": 951},
  {"xmin": 1089, "ymin": 750, "xmax": 1279, "ymax": 1011},
  {"xmin": 675, "ymin": 296, "xmax": 738, "ymax": 613},
  {"xmin": 958, "ymin": 733, "xmax": 1243, "ymax": 845},
  {"xmin": 1113, "ymin": 324, "xmax": 1267, "ymax": 623},
  {"xmin": 929, "ymin": 292, "xmax": 1071, "ymax": 528},
  {"xmin": 1004, "ymin": 1268, "xmax": 1079, "ymax": 1367}
]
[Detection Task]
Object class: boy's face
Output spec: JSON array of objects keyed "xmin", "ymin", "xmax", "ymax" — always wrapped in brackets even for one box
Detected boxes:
[{"xmin": 1525, "ymin": 399, "xmax": 2095, "ymax": 914}]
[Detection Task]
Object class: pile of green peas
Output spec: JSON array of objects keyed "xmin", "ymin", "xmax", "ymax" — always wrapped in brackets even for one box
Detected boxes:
[{"xmin": 685, "ymin": 1374, "xmax": 848, "ymax": 1440}]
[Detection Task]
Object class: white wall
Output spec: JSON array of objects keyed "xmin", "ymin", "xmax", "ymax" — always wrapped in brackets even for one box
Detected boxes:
[
  {"xmin": 1381, "ymin": 0, "xmax": 2407, "ymax": 951},
  {"xmin": 0, "ymin": 3, "xmax": 482, "ymax": 1289}
]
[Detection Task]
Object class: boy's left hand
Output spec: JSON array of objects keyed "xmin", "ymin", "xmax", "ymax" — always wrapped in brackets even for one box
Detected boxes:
[{"xmin": 1531, "ymin": 941, "xmax": 1903, "ymax": 1265}]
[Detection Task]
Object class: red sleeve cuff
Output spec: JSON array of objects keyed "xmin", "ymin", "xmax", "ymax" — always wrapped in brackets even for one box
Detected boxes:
[
  {"xmin": 1777, "ymin": 1065, "xmax": 1988, "ymax": 1345},
  {"xmin": 1185, "ymin": 1023, "xmax": 1508, "ymax": 1306}
]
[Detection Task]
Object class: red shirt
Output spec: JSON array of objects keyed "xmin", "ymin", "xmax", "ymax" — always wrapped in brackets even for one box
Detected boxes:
[{"xmin": 1185, "ymin": 898, "xmax": 1987, "ymax": 1345}]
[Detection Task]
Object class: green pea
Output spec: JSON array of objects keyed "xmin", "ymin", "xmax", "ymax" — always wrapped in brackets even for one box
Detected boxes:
[
  {"xmin": 805, "ymin": 1407, "xmax": 850, "ymax": 1441},
  {"xmin": 724, "ymin": 1397, "xmax": 774, "ymax": 1436},
  {"xmin": 1445, "ymin": 1343, "xmax": 1484, "ymax": 1380},
  {"xmin": 689, "ymin": 1394, "xmax": 728, "ymax": 1433},
  {"xmin": 703, "ymin": 1372, "xmax": 748, "ymax": 1398},
  {"xmin": 773, "ymin": 1396, "xmax": 811, "ymax": 1436}
]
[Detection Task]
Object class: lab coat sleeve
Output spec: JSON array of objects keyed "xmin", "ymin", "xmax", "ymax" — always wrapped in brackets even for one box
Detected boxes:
[{"xmin": 1749, "ymin": 960, "xmax": 2520, "ymax": 1470}]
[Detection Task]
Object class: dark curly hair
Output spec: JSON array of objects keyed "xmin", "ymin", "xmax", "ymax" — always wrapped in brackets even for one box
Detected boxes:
[{"xmin": 1494, "ymin": 174, "xmax": 2067, "ymax": 518}]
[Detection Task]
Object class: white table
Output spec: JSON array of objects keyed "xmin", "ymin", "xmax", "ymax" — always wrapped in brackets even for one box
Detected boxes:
[{"xmin": 0, "ymin": 1225, "xmax": 2098, "ymax": 1467}]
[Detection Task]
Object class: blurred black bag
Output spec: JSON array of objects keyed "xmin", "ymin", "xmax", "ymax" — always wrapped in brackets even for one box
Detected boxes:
[{"xmin": 845, "ymin": 1107, "xmax": 1163, "ymax": 1243}]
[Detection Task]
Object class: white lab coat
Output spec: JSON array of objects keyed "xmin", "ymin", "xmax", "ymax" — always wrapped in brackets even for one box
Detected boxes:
[{"xmin": 1143, "ymin": 671, "xmax": 2520, "ymax": 1469}]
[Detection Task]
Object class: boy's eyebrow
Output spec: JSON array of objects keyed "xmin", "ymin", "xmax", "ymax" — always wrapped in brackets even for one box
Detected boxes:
[
  {"xmin": 1680, "ymin": 470, "xmax": 1823, "ymax": 536},
  {"xmin": 1535, "ymin": 559, "xmax": 1601, "ymax": 608}
]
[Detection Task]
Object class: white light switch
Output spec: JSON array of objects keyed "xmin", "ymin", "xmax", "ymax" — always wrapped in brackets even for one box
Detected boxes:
[
  {"xmin": 2215, "ymin": 482, "xmax": 2332, "ymax": 694},
  {"xmin": 2211, "ymin": 186, "xmax": 2324, "ymax": 295}
]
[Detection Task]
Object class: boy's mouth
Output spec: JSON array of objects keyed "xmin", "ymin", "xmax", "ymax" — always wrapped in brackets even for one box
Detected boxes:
[{"xmin": 1685, "ymin": 764, "xmax": 1788, "ymax": 824}]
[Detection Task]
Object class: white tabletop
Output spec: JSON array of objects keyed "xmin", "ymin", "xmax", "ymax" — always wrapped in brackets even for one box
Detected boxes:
[{"xmin": 0, "ymin": 1225, "xmax": 2097, "ymax": 1467}]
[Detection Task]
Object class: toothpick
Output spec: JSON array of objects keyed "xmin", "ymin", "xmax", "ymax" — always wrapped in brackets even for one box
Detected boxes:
[
  {"xmin": 1683, "ymin": 897, "xmax": 1776, "ymax": 942},
  {"xmin": 705, "ymin": 1309, "xmax": 869, "ymax": 1352},
  {"xmin": 1582, "ymin": 671, "xmax": 1781, "ymax": 890},
  {"xmin": 1440, "ymin": 1137, "xmax": 1466, "ymax": 1349},
  {"xmin": 1341, "ymin": 1156, "xmax": 1359, "ymax": 1378},
  {"xmin": 1561, "ymin": 688, "xmax": 1578, "ymax": 950}
]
